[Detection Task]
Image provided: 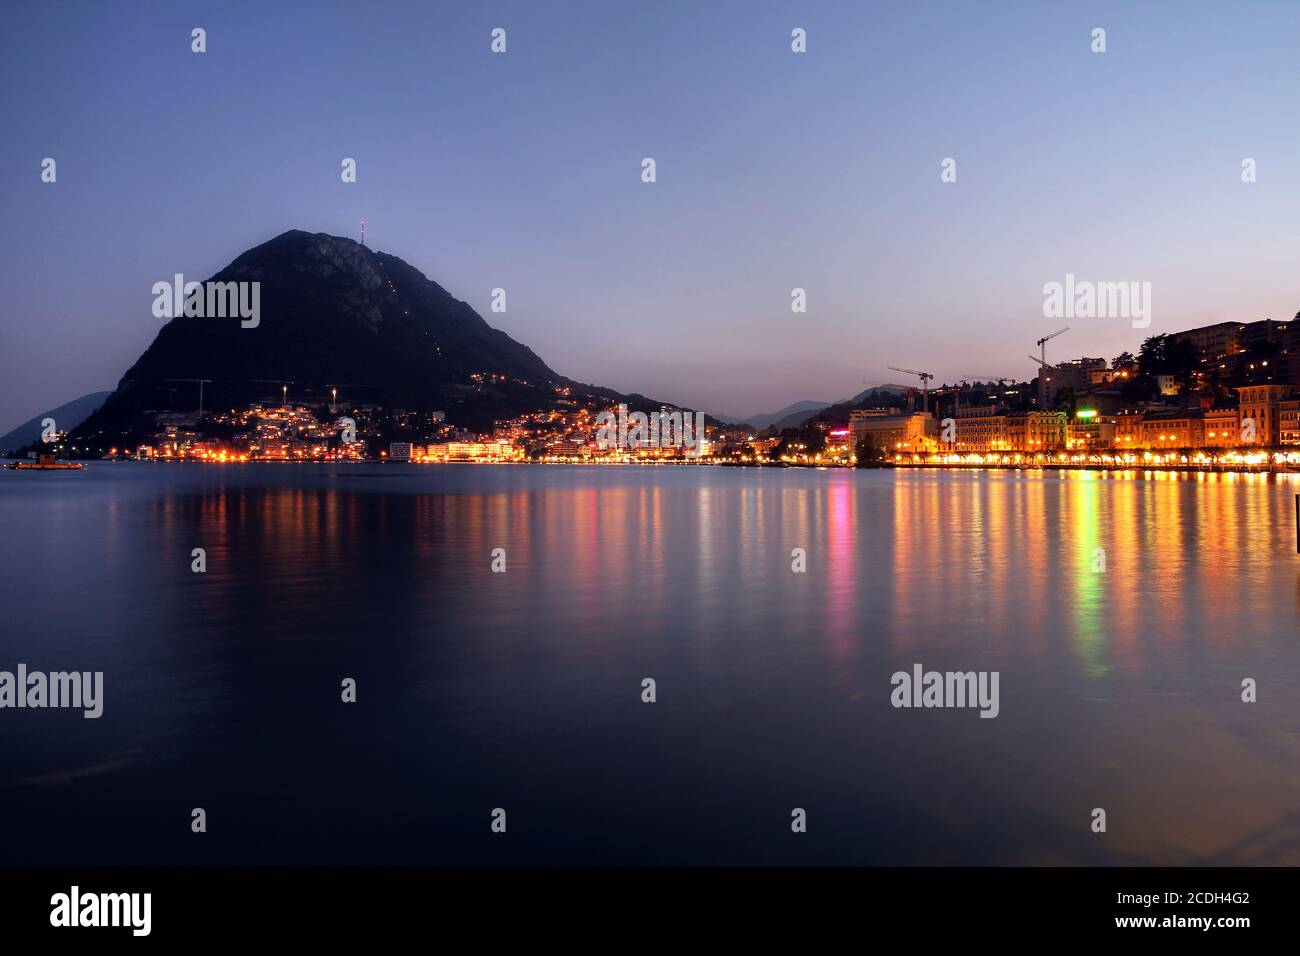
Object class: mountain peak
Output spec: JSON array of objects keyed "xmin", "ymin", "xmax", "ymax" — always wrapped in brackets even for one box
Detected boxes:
[{"xmin": 66, "ymin": 229, "xmax": 677, "ymax": 450}]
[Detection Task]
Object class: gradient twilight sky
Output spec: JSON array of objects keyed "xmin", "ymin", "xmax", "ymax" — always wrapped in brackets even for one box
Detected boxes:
[{"xmin": 1, "ymin": 0, "xmax": 1298, "ymax": 430}]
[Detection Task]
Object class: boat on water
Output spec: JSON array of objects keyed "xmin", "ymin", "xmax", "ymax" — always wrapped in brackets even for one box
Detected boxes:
[{"xmin": 5, "ymin": 450, "xmax": 83, "ymax": 470}]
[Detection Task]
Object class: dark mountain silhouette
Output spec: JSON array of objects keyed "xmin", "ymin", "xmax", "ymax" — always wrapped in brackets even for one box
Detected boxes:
[
  {"xmin": 761, "ymin": 386, "xmax": 912, "ymax": 432},
  {"xmin": 70, "ymin": 230, "xmax": 674, "ymax": 450},
  {"xmin": 743, "ymin": 400, "xmax": 831, "ymax": 431},
  {"xmin": 0, "ymin": 390, "xmax": 110, "ymax": 456}
]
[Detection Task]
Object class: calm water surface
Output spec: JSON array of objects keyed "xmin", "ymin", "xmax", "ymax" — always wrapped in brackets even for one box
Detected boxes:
[{"xmin": 2, "ymin": 463, "xmax": 1298, "ymax": 865}]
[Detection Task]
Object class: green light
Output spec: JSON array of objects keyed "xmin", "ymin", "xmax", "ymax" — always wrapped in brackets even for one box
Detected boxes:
[{"xmin": 1077, "ymin": 409, "xmax": 1098, "ymax": 419}]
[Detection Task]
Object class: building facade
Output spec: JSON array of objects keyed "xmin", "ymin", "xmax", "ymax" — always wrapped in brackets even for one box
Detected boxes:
[
  {"xmin": 952, "ymin": 406, "xmax": 1008, "ymax": 453},
  {"xmin": 1237, "ymin": 384, "xmax": 1291, "ymax": 445},
  {"xmin": 852, "ymin": 412, "xmax": 934, "ymax": 453},
  {"xmin": 1006, "ymin": 411, "xmax": 1067, "ymax": 453}
]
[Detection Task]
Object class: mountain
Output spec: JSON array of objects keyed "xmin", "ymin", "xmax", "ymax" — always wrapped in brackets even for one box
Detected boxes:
[
  {"xmin": 768, "ymin": 405, "xmax": 829, "ymax": 431},
  {"xmin": 799, "ymin": 388, "xmax": 912, "ymax": 428},
  {"xmin": 0, "ymin": 391, "xmax": 110, "ymax": 455},
  {"xmin": 744, "ymin": 400, "xmax": 831, "ymax": 431},
  {"xmin": 754, "ymin": 386, "xmax": 915, "ymax": 432},
  {"xmin": 857, "ymin": 383, "xmax": 910, "ymax": 396},
  {"xmin": 69, "ymin": 230, "xmax": 675, "ymax": 450}
]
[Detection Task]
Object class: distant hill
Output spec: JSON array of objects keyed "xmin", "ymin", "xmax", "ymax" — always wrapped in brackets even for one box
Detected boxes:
[
  {"xmin": 745, "ymin": 400, "xmax": 831, "ymax": 431},
  {"xmin": 805, "ymin": 388, "xmax": 911, "ymax": 427},
  {"xmin": 758, "ymin": 385, "xmax": 912, "ymax": 431},
  {"xmin": 0, "ymin": 391, "xmax": 110, "ymax": 455},
  {"xmin": 858, "ymin": 383, "xmax": 910, "ymax": 396},
  {"xmin": 68, "ymin": 230, "xmax": 679, "ymax": 452},
  {"xmin": 768, "ymin": 405, "xmax": 830, "ymax": 431}
]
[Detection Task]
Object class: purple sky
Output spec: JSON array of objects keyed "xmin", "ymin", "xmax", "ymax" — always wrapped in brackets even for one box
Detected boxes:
[{"xmin": 2, "ymin": 0, "xmax": 1298, "ymax": 431}]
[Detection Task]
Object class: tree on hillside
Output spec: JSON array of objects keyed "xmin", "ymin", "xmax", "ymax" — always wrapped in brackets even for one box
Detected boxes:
[
  {"xmin": 1137, "ymin": 334, "xmax": 1197, "ymax": 380},
  {"xmin": 1136, "ymin": 335, "xmax": 1168, "ymax": 375}
]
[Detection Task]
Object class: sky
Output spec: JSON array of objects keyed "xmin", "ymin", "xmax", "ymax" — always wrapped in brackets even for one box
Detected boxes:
[{"xmin": 2, "ymin": 0, "xmax": 1298, "ymax": 430}]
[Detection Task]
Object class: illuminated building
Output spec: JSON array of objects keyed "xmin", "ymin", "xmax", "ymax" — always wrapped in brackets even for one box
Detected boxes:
[
  {"xmin": 1138, "ymin": 409, "xmax": 1204, "ymax": 449},
  {"xmin": 1155, "ymin": 374, "xmax": 1181, "ymax": 396},
  {"xmin": 1169, "ymin": 318, "xmax": 1291, "ymax": 387},
  {"xmin": 1168, "ymin": 320, "xmax": 1246, "ymax": 363},
  {"xmin": 1066, "ymin": 409, "xmax": 1114, "ymax": 450},
  {"xmin": 1006, "ymin": 411, "xmax": 1066, "ymax": 453},
  {"xmin": 1114, "ymin": 410, "xmax": 1141, "ymax": 449},
  {"xmin": 1203, "ymin": 408, "xmax": 1239, "ymax": 448},
  {"xmin": 852, "ymin": 411, "xmax": 935, "ymax": 453},
  {"xmin": 1043, "ymin": 357, "xmax": 1108, "ymax": 403},
  {"xmin": 1279, "ymin": 399, "xmax": 1300, "ymax": 445},
  {"xmin": 1236, "ymin": 384, "xmax": 1290, "ymax": 445},
  {"xmin": 425, "ymin": 441, "xmax": 523, "ymax": 461},
  {"xmin": 952, "ymin": 405, "xmax": 1008, "ymax": 453},
  {"xmin": 1087, "ymin": 365, "xmax": 1133, "ymax": 387}
]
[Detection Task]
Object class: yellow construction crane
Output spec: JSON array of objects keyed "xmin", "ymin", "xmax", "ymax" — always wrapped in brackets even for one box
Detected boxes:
[
  {"xmin": 1035, "ymin": 327, "xmax": 1069, "ymax": 367},
  {"xmin": 886, "ymin": 366, "xmax": 935, "ymax": 412}
]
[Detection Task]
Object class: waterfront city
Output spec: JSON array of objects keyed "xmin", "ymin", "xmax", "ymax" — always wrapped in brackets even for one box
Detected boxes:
[{"xmin": 40, "ymin": 316, "xmax": 1300, "ymax": 474}]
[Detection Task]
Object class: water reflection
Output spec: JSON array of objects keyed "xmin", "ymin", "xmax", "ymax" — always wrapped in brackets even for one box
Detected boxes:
[{"xmin": 1, "ymin": 464, "xmax": 1297, "ymax": 865}]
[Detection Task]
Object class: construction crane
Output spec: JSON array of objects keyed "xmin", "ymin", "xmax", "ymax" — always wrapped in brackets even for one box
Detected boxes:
[
  {"xmin": 166, "ymin": 378, "xmax": 212, "ymax": 416},
  {"xmin": 1035, "ymin": 327, "xmax": 1069, "ymax": 368},
  {"xmin": 1026, "ymin": 331, "xmax": 1068, "ymax": 407},
  {"xmin": 886, "ymin": 366, "xmax": 935, "ymax": 412}
]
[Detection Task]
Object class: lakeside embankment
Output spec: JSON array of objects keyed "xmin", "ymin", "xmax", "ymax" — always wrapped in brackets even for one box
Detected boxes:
[
  {"xmin": 9, "ymin": 456, "xmax": 1300, "ymax": 477},
  {"xmin": 889, "ymin": 461, "xmax": 1300, "ymax": 475}
]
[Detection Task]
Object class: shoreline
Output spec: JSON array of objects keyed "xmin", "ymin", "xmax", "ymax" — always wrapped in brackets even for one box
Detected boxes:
[
  {"xmin": 889, "ymin": 460, "xmax": 1299, "ymax": 475},
  {"xmin": 8, "ymin": 457, "xmax": 1300, "ymax": 477}
]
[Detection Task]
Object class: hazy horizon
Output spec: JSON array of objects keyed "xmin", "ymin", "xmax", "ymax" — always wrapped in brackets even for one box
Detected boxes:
[{"xmin": 3, "ymin": 0, "xmax": 1298, "ymax": 431}]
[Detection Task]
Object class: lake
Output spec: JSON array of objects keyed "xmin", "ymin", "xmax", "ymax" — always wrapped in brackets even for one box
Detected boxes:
[{"xmin": 2, "ymin": 463, "xmax": 1298, "ymax": 865}]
